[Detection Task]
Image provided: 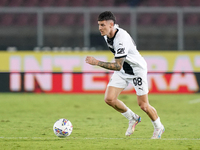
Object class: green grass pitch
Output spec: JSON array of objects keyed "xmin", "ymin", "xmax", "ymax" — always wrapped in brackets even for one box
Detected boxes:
[{"xmin": 0, "ymin": 93, "xmax": 200, "ymax": 150}]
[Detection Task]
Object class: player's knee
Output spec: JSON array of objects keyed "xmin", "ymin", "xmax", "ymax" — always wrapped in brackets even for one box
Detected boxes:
[
  {"xmin": 104, "ymin": 96, "xmax": 115, "ymax": 106},
  {"xmin": 139, "ymin": 104, "xmax": 148, "ymax": 112}
]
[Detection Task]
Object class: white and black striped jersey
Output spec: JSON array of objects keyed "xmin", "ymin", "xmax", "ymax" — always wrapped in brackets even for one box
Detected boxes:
[{"xmin": 104, "ymin": 25, "xmax": 147, "ymax": 78}]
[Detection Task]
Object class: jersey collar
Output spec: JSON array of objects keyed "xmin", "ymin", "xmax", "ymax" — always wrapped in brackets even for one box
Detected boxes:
[{"xmin": 107, "ymin": 29, "xmax": 119, "ymax": 41}]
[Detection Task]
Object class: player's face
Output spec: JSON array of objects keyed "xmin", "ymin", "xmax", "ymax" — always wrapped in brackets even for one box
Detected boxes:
[{"xmin": 98, "ymin": 20, "xmax": 113, "ymax": 36}]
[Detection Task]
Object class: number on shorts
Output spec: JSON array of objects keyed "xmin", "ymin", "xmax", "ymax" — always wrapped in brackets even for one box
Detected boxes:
[{"xmin": 133, "ymin": 77, "xmax": 142, "ymax": 86}]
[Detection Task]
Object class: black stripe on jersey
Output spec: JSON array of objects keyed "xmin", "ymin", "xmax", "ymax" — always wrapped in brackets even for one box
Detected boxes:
[
  {"xmin": 107, "ymin": 29, "xmax": 119, "ymax": 46},
  {"xmin": 115, "ymin": 55, "xmax": 127, "ymax": 59},
  {"xmin": 107, "ymin": 29, "xmax": 119, "ymax": 55},
  {"xmin": 107, "ymin": 37, "xmax": 114, "ymax": 46},
  {"xmin": 109, "ymin": 47, "xmax": 115, "ymax": 54},
  {"xmin": 123, "ymin": 62, "xmax": 134, "ymax": 75},
  {"xmin": 115, "ymin": 56, "xmax": 134, "ymax": 75}
]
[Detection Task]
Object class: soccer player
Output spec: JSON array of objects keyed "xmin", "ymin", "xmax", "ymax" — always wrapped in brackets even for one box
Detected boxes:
[{"xmin": 85, "ymin": 11, "xmax": 164, "ymax": 139}]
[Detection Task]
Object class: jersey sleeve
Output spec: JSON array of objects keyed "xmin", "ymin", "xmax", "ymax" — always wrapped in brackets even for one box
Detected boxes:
[{"xmin": 114, "ymin": 39, "xmax": 128, "ymax": 59}]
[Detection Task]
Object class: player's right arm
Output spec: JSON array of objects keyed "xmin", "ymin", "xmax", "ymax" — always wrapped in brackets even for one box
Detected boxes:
[{"xmin": 85, "ymin": 56, "xmax": 125, "ymax": 71}]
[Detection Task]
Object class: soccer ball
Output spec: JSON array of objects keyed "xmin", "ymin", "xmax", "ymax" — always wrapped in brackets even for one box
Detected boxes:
[{"xmin": 53, "ymin": 118, "xmax": 73, "ymax": 138}]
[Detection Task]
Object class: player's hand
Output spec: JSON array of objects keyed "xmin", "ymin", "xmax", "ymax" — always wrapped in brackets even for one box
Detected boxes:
[{"xmin": 85, "ymin": 56, "xmax": 99, "ymax": 65}]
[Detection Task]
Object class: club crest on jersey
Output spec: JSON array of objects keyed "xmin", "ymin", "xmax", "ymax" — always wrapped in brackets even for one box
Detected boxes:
[{"xmin": 117, "ymin": 48, "xmax": 125, "ymax": 54}]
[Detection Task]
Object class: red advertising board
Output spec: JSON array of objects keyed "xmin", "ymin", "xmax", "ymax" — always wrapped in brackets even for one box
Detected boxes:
[{"xmin": 7, "ymin": 72, "xmax": 200, "ymax": 94}]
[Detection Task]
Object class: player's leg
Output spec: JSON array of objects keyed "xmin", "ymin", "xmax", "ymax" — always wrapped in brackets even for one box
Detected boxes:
[
  {"xmin": 105, "ymin": 73, "xmax": 141, "ymax": 136},
  {"xmin": 131, "ymin": 68, "xmax": 164, "ymax": 139},
  {"xmin": 137, "ymin": 94, "xmax": 164, "ymax": 139},
  {"xmin": 104, "ymin": 86, "xmax": 141, "ymax": 136},
  {"xmin": 137, "ymin": 94, "xmax": 158, "ymax": 121},
  {"xmin": 104, "ymin": 86, "xmax": 126, "ymax": 113},
  {"xmin": 105, "ymin": 85, "xmax": 139, "ymax": 119}
]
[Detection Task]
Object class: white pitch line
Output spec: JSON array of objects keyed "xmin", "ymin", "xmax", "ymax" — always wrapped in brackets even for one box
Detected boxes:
[
  {"xmin": 188, "ymin": 98, "xmax": 200, "ymax": 104},
  {"xmin": 0, "ymin": 137, "xmax": 200, "ymax": 141},
  {"xmin": 85, "ymin": 137, "xmax": 200, "ymax": 140}
]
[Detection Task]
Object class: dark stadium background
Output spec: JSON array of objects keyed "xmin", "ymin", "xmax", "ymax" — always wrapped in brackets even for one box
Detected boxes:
[{"xmin": 0, "ymin": 0, "xmax": 199, "ymax": 51}]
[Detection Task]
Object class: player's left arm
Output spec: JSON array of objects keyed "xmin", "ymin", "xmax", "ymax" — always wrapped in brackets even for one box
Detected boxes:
[{"xmin": 85, "ymin": 56, "xmax": 125, "ymax": 71}]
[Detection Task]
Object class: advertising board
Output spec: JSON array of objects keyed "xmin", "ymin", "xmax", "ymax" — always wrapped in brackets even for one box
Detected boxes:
[{"xmin": 0, "ymin": 51, "xmax": 199, "ymax": 93}]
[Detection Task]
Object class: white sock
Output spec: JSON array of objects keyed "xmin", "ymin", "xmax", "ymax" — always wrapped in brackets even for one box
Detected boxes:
[
  {"xmin": 121, "ymin": 108, "xmax": 138, "ymax": 121},
  {"xmin": 152, "ymin": 117, "xmax": 162, "ymax": 128}
]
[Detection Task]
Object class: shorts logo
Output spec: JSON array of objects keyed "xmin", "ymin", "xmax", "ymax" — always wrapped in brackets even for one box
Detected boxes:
[
  {"xmin": 117, "ymin": 48, "xmax": 125, "ymax": 54},
  {"xmin": 139, "ymin": 87, "xmax": 143, "ymax": 91}
]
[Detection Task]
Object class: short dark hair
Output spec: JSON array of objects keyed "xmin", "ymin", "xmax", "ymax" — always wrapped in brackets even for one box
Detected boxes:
[{"xmin": 98, "ymin": 11, "xmax": 116, "ymax": 24}]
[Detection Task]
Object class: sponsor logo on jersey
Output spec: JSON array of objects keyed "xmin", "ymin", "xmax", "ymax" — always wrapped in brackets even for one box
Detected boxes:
[{"xmin": 117, "ymin": 48, "xmax": 125, "ymax": 54}]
